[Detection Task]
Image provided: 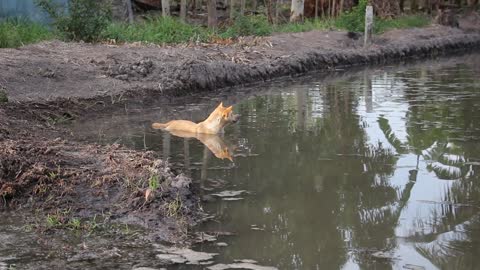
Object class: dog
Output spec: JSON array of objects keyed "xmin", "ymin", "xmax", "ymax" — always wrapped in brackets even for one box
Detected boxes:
[{"xmin": 152, "ymin": 102, "xmax": 239, "ymax": 134}]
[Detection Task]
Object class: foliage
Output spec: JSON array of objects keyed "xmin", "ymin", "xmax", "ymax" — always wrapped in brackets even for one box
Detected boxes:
[
  {"xmin": 219, "ymin": 15, "xmax": 272, "ymax": 38},
  {"xmin": 335, "ymin": 0, "xmax": 368, "ymax": 32},
  {"xmin": 36, "ymin": 0, "xmax": 112, "ymax": 42},
  {"xmin": 102, "ymin": 16, "xmax": 210, "ymax": 44},
  {"xmin": 0, "ymin": 17, "xmax": 53, "ymax": 48}
]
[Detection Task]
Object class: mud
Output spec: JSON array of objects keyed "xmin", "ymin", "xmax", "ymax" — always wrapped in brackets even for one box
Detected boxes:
[{"xmin": 1, "ymin": 13, "xmax": 480, "ymax": 246}]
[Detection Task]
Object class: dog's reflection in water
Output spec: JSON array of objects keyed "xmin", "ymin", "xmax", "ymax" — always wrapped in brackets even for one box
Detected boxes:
[{"xmin": 166, "ymin": 129, "xmax": 234, "ymax": 161}]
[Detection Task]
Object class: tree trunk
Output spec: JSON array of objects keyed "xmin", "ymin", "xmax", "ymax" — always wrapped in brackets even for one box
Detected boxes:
[
  {"xmin": 180, "ymin": 0, "xmax": 187, "ymax": 21},
  {"xmin": 266, "ymin": 0, "xmax": 274, "ymax": 23},
  {"xmin": 315, "ymin": 0, "xmax": 318, "ymax": 19},
  {"xmin": 290, "ymin": 0, "xmax": 305, "ymax": 22},
  {"xmin": 274, "ymin": 0, "xmax": 279, "ymax": 23},
  {"xmin": 339, "ymin": 0, "xmax": 344, "ymax": 14},
  {"xmin": 399, "ymin": 0, "xmax": 405, "ymax": 12},
  {"xmin": 230, "ymin": 0, "xmax": 235, "ymax": 18},
  {"xmin": 162, "ymin": 0, "xmax": 170, "ymax": 16},
  {"xmin": 331, "ymin": 0, "xmax": 335, "ymax": 17},
  {"xmin": 411, "ymin": 0, "xmax": 418, "ymax": 12},
  {"xmin": 125, "ymin": 0, "xmax": 134, "ymax": 23},
  {"xmin": 240, "ymin": 0, "xmax": 246, "ymax": 15},
  {"xmin": 320, "ymin": 0, "xmax": 324, "ymax": 17},
  {"xmin": 208, "ymin": 0, "xmax": 217, "ymax": 28},
  {"xmin": 195, "ymin": 0, "xmax": 202, "ymax": 11},
  {"xmin": 252, "ymin": 0, "xmax": 257, "ymax": 14}
]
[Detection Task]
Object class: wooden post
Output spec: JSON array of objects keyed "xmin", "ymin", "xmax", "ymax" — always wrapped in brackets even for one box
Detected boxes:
[
  {"xmin": 125, "ymin": 0, "xmax": 134, "ymax": 23},
  {"xmin": 364, "ymin": 5, "xmax": 373, "ymax": 47}
]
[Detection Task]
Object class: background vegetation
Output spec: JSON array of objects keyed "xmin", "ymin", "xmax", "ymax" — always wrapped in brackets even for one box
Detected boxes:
[{"xmin": 2, "ymin": 0, "xmax": 471, "ymax": 48}]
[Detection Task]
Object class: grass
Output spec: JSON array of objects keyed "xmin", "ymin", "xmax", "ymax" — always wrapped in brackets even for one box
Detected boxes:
[
  {"xmin": 0, "ymin": 13, "xmax": 431, "ymax": 48},
  {"xmin": 102, "ymin": 16, "xmax": 211, "ymax": 44},
  {"xmin": 0, "ymin": 18, "xmax": 53, "ymax": 48},
  {"xmin": 0, "ymin": 90, "xmax": 8, "ymax": 103},
  {"xmin": 375, "ymin": 15, "xmax": 431, "ymax": 34}
]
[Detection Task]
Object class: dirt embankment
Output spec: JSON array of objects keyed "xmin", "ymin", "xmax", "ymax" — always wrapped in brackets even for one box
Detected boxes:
[{"xmin": 1, "ymin": 15, "xmax": 480, "ymax": 244}]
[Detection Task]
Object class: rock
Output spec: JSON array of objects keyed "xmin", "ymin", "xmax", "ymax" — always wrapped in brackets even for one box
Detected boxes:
[
  {"xmin": 156, "ymin": 254, "xmax": 187, "ymax": 264},
  {"xmin": 211, "ymin": 190, "xmax": 248, "ymax": 197},
  {"xmin": 208, "ymin": 262, "xmax": 278, "ymax": 270},
  {"xmin": 156, "ymin": 245, "xmax": 217, "ymax": 265}
]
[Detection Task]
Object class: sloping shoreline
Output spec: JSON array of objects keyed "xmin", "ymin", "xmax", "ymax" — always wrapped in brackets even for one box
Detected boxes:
[{"xmin": 1, "ymin": 24, "xmax": 480, "ymax": 246}]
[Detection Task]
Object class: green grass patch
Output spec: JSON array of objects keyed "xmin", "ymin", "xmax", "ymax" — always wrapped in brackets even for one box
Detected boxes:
[
  {"xmin": 375, "ymin": 15, "xmax": 431, "ymax": 33},
  {"xmin": 219, "ymin": 15, "xmax": 273, "ymax": 38},
  {"xmin": 275, "ymin": 18, "xmax": 335, "ymax": 33},
  {"xmin": 0, "ymin": 18, "xmax": 53, "ymax": 48},
  {"xmin": 102, "ymin": 16, "xmax": 211, "ymax": 44}
]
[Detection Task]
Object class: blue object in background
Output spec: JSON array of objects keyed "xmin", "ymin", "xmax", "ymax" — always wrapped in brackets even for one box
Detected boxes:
[{"xmin": 0, "ymin": 0, "xmax": 69, "ymax": 24}]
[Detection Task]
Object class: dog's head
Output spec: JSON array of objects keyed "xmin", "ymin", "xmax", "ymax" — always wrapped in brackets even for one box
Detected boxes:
[{"xmin": 213, "ymin": 102, "xmax": 240, "ymax": 126}]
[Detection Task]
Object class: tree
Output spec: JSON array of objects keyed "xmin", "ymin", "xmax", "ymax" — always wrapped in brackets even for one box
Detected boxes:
[
  {"xmin": 180, "ymin": 0, "xmax": 187, "ymax": 21},
  {"xmin": 290, "ymin": 0, "xmax": 305, "ymax": 22},
  {"xmin": 162, "ymin": 0, "xmax": 170, "ymax": 16},
  {"xmin": 208, "ymin": 0, "xmax": 217, "ymax": 27}
]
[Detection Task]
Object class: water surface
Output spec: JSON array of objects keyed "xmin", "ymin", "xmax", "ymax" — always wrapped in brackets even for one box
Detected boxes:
[{"xmin": 3, "ymin": 54, "xmax": 480, "ymax": 269}]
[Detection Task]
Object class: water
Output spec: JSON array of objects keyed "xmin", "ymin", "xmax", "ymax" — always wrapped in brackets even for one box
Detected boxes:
[{"xmin": 3, "ymin": 54, "xmax": 480, "ymax": 269}]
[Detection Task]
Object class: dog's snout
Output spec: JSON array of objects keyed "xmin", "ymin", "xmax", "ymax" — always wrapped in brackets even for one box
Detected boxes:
[{"xmin": 232, "ymin": 114, "xmax": 240, "ymax": 123}]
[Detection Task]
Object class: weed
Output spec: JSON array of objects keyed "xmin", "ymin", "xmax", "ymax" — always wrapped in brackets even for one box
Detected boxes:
[
  {"xmin": 165, "ymin": 194, "xmax": 182, "ymax": 217},
  {"xmin": 67, "ymin": 217, "xmax": 81, "ymax": 230},
  {"xmin": 47, "ymin": 171, "xmax": 58, "ymax": 180},
  {"xmin": 46, "ymin": 214, "xmax": 62, "ymax": 228},
  {"xmin": 0, "ymin": 90, "xmax": 8, "ymax": 103},
  {"xmin": 148, "ymin": 174, "xmax": 160, "ymax": 191}
]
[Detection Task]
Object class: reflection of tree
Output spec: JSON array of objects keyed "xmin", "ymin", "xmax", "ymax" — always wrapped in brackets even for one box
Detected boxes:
[
  {"xmin": 384, "ymin": 62, "xmax": 480, "ymax": 269},
  {"xmin": 415, "ymin": 213, "xmax": 480, "ymax": 270}
]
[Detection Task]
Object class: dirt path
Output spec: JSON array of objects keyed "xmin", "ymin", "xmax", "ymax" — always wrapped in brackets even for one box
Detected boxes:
[{"xmin": 1, "ymin": 16, "xmax": 480, "ymax": 245}]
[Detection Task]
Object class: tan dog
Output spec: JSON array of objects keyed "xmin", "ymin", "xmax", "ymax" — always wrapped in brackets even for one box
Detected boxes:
[{"xmin": 152, "ymin": 102, "xmax": 239, "ymax": 134}]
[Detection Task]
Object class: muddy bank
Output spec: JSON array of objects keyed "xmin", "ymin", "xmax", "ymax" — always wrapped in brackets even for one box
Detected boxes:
[
  {"xmin": 1, "ymin": 22, "xmax": 480, "ymax": 102},
  {"xmin": 0, "ymin": 105, "xmax": 202, "ymax": 244},
  {"xmin": 1, "ymin": 16, "xmax": 480, "ymax": 247}
]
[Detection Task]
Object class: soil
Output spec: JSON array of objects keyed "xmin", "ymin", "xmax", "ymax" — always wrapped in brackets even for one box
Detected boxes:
[{"xmin": 1, "ymin": 12, "xmax": 480, "ymax": 244}]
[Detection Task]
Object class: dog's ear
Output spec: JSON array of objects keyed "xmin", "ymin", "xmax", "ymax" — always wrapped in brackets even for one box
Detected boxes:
[
  {"xmin": 217, "ymin": 102, "xmax": 224, "ymax": 109},
  {"xmin": 222, "ymin": 106, "xmax": 233, "ymax": 117}
]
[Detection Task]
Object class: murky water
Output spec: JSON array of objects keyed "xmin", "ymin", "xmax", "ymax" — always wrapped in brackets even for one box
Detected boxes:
[{"xmin": 3, "ymin": 54, "xmax": 480, "ymax": 269}]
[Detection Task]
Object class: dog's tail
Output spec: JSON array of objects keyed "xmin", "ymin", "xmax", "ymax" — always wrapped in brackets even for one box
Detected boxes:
[{"xmin": 152, "ymin": 122, "xmax": 169, "ymax": 129}]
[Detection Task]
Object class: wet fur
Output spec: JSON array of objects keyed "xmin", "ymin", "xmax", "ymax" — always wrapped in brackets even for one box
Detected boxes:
[{"xmin": 152, "ymin": 102, "xmax": 238, "ymax": 135}]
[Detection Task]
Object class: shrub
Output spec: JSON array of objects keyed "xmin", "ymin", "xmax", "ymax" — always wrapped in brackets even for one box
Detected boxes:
[
  {"xmin": 0, "ymin": 17, "xmax": 53, "ymax": 48},
  {"xmin": 335, "ymin": 0, "xmax": 368, "ymax": 32},
  {"xmin": 36, "ymin": 0, "xmax": 112, "ymax": 42}
]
